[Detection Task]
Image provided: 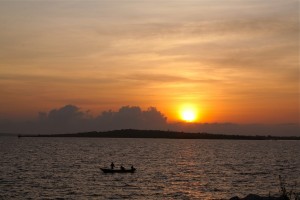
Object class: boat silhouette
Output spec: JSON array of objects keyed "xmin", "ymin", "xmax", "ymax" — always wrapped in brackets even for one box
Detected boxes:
[{"xmin": 100, "ymin": 168, "xmax": 136, "ymax": 173}]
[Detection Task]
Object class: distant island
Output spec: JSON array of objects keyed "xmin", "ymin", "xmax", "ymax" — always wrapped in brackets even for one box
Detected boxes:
[{"xmin": 17, "ymin": 129, "xmax": 300, "ymax": 140}]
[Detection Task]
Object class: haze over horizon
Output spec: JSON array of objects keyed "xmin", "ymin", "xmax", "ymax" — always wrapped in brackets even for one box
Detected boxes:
[
  {"xmin": 0, "ymin": 0, "xmax": 299, "ymax": 135},
  {"xmin": 0, "ymin": 104, "xmax": 299, "ymax": 136}
]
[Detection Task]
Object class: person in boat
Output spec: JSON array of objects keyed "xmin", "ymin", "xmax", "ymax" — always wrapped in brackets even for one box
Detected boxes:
[
  {"xmin": 120, "ymin": 165, "xmax": 125, "ymax": 171},
  {"xmin": 110, "ymin": 162, "xmax": 115, "ymax": 169},
  {"xmin": 131, "ymin": 165, "xmax": 135, "ymax": 171}
]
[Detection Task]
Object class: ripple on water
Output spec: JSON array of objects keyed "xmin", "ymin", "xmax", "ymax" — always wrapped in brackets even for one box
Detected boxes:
[{"xmin": 0, "ymin": 138, "xmax": 299, "ymax": 199}]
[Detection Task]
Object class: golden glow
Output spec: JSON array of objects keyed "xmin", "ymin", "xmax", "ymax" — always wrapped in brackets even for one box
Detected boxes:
[
  {"xmin": 0, "ymin": 1, "xmax": 298, "ymax": 125},
  {"xmin": 182, "ymin": 110, "xmax": 196, "ymax": 122},
  {"xmin": 179, "ymin": 104, "xmax": 198, "ymax": 122}
]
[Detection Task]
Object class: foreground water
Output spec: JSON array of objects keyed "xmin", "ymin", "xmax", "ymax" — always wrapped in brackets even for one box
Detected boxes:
[{"xmin": 1, "ymin": 137, "xmax": 299, "ymax": 199}]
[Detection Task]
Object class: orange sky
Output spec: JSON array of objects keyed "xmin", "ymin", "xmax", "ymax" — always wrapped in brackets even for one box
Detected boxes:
[{"xmin": 0, "ymin": 0, "xmax": 299, "ymax": 124}]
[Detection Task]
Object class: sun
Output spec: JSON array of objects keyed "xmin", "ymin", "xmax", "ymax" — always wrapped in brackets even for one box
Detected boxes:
[
  {"xmin": 182, "ymin": 110, "xmax": 196, "ymax": 122},
  {"xmin": 179, "ymin": 105, "xmax": 198, "ymax": 122}
]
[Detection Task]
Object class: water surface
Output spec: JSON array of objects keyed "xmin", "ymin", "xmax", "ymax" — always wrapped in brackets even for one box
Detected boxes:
[{"xmin": 1, "ymin": 137, "xmax": 299, "ymax": 199}]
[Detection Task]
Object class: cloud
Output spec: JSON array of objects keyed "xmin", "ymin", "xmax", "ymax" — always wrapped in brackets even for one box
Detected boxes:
[
  {"xmin": 36, "ymin": 105, "xmax": 92, "ymax": 134},
  {"xmin": 0, "ymin": 105, "xmax": 168, "ymax": 134},
  {"xmin": 169, "ymin": 122, "xmax": 300, "ymax": 137},
  {"xmin": 124, "ymin": 73, "xmax": 222, "ymax": 85},
  {"xmin": 0, "ymin": 1, "xmax": 298, "ymax": 135},
  {"xmin": 0, "ymin": 104, "xmax": 299, "ymax": 136},
  {"xmin": 45, "ymin": 105, "xmax": 85, "ymax": 124},
  {"xmin": 95, "ymin": 106, "xmax": 167, "ymax": 130}
]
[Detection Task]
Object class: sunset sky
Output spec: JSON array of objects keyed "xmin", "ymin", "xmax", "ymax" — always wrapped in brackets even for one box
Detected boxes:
[{"xmin": 0, "ymin": 0, "xmax": 299, "ymax": 126}]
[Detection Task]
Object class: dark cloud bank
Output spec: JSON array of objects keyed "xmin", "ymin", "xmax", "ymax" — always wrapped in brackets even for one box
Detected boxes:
[{"xmin": 0, "ymin": 105, "xmax": 299, "ymax": 136}]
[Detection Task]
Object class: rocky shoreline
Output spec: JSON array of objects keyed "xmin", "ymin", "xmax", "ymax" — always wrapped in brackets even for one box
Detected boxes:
[{"xmin": 230, "ymin": 194, "xmax": 290, "ymax": 200}]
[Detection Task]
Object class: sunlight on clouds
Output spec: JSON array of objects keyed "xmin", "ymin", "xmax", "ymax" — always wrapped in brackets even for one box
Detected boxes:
[{"xmin": 0, "ymin": 0, "xmax": 298, "ymax": 123}]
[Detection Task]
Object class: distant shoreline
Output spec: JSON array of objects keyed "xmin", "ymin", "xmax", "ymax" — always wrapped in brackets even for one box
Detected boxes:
[{"xmin": 16, "ymin": 129, "xmax": 300, "ymax": 140}]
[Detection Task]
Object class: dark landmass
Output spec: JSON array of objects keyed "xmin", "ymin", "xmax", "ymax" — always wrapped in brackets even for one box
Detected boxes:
[
  {"xmin": 17, "ymin": 129, "xmax": 300, "ymax": 140},
  {"xmin": 0, "ymin": 132, "xmax": 18, "ymax": 137},
  {"xmin": 230, "ymin": 194, "xmax": 291, "ymax": 200}
]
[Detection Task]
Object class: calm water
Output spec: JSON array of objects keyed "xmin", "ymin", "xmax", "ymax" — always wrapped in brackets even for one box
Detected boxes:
[{"xmin": 1, "ymin": 137, "xmax": 299, "ymax": 200}]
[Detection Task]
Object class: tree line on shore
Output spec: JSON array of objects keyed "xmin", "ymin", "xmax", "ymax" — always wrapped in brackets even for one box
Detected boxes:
[{"xmin": 17, "ymin": 129, "xmax": 300, "ymax": 140}]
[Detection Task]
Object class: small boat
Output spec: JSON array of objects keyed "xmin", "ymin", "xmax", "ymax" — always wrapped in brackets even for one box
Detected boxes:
[{"xmin": 100, "ymin": 168, "xmax": 136, "ymax": 173}]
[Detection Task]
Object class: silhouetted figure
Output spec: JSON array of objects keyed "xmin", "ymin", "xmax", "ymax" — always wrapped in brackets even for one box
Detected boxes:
[
  {"xmin": 111, "ymin": 162, "xmax": 115, "ymax": 169},
  {"xmin": 120, "ymin": 165, "xmax": 125, "ymax": 171},
  {"xmin": 131, "ymin": 165, "xmax": 135, "ymax": 170}
]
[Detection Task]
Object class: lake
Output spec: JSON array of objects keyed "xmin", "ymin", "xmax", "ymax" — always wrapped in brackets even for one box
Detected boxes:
[{"xmin": 1, "ymin": 137, "xmax": 299, "ymax": 199}]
